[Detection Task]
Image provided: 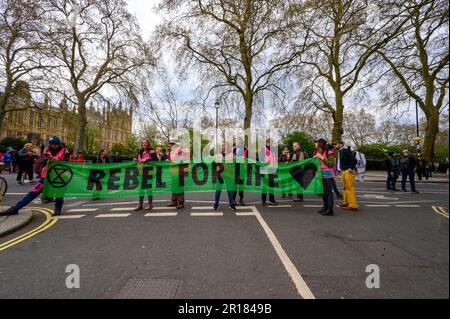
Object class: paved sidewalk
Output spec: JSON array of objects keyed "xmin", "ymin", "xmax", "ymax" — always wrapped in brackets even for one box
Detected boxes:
[{"xmin": 0, "ymin": 208, "xmax": 33, "ymax": 237}]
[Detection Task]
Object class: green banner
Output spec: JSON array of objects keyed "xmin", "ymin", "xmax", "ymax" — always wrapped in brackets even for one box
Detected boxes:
[{"xmin": 43, "ymin": 158, "xmax": 324, "ymax": 198}]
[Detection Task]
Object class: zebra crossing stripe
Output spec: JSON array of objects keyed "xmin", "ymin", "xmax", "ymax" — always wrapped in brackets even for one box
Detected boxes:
[
  {"xmin": 56, "ymin": 215, "xmax": 86, "ymax": 219},
  {"xmin": 68, "ymin": 208, "xmax": 98, "ymax": 213},
  {"xmin": 191, "ymin": 212, "xmax": 223, "ymax": 217},
  {"xmin": 145, "ymin": 213, "xmax": 178, "ymax": 217},
  {"xmin": 95, "ymin": 214, "xmax": 130, "ymax": 218}
]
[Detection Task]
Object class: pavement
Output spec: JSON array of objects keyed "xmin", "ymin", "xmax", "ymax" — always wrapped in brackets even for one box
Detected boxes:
[
  {"xmin": 0, "ymin": 171, "xmax": 448, "ymax": 299},
  {"xmin": 0, "ymin": 208, "xmax": 33, "ymax": 237}
]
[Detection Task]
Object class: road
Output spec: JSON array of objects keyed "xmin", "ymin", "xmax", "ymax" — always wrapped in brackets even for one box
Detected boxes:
[{"xmin": 0, "ymin": 172, "xmax": 448, "ymax": 299}]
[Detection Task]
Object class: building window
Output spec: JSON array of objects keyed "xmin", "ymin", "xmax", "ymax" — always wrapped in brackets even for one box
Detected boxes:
[
  {"xmin": 18, "ymin": 111, "xmax": 23, "ymax": 124},
  {"xmin": 37, "ymin": 114, "xmax": 42, "ymax": 128}
]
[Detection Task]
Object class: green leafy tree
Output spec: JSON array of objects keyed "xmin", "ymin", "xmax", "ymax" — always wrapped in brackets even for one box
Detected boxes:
[
  {"xmin": 0, "ymin": 137, "xmax": 28, "ymax": 151},
  {"xmin": 281, "ymin": 132, "xmax": 315, "ymax": 157}
]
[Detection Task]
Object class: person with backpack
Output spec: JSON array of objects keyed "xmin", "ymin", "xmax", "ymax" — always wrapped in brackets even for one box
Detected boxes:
[
  {"xmin": 0, "ymin": 136, "xmax": 70, "ymax": 217},
  {"xmin": 400, "ymin": 150, "xmax": 419, "ymax": 193},
  {"xmin": 315, "ymin": 139, "xmax": 336, "ymax": 216},
  {"xmin": 290, "ymin": 141, "xmax": 306, "ymax": 202},
  {"xmin": 384, "ymin": 151, "xmax": 400, "ymax": 191},
  {"xmin": 335, "ymin": 141, "xmax": 359, "ymax": 211},
  {"xmin": 134, "ymin": 139, "xmax": 159, "ymax": 211}
]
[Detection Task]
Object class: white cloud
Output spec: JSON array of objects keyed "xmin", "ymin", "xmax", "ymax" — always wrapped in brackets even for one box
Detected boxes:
[{"xmin": 126, "ymin": 0, "xmax": 162, "ymax": 40}]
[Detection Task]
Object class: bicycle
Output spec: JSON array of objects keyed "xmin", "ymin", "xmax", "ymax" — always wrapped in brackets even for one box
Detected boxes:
[{"xmin": 0, "ymin": 162, "xmax": 7, "ymax": 197}]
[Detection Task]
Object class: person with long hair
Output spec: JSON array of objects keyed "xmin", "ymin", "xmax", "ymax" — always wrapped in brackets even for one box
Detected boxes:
[
  {"xmin": 134, "ymin": 139, "xmax": 158, "ymax": 211},
  {"xmin": 314, "ymin": 139, "xmax": 336, "ymax": 216}
]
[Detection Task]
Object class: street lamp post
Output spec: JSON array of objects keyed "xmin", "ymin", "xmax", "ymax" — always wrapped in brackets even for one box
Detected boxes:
[{"xmin": 215, "ymin": 99, "xmax": 220, "ymax": 154}]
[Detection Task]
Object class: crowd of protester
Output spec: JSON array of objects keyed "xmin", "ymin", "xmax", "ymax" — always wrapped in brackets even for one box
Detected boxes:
[{"xmin": 0, "ymin": 135, "xmax": 449, "ymax": 218}]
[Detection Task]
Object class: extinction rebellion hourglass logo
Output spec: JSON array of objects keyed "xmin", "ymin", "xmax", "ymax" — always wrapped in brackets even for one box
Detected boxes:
[{"xmin": 47, "ymin": 165, "xmax": 74, "ymax": 189}]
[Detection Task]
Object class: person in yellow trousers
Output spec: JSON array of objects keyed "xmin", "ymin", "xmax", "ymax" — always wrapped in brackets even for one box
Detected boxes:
[{"xmin": 334, "ymin": 141, "xmax": 359, "ymax": 211}]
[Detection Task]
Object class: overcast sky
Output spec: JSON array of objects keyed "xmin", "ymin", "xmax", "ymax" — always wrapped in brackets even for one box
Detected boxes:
[{"xmin": 127, "ymin": 0, "xmax": 162, "ymax": 40}]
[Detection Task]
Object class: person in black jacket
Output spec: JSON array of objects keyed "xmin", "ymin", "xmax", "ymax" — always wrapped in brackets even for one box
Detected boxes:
[
  {"xmin": 16, "ymin": 143, "xmax": 36, "ymax": 185},
  {"xmin": 94, "ymin": 149, "xmax": 111, "ymax": 164},
  {"xmin": 279, "ymin": 145, "xmax": 291, "ymax": 199},
  {"xmin": 335, "ymin": 141, "xmax": 359, "ymax": 211},
  {"xmin": 134, "ymin": 139, "xmax": 159, "ymax": 211},
  {"xmin": 400, "ymin": 150, "xmax": 419, "ymax": 193},
  {"xmin": 416, "ymin": 155, "xmax": 427, "ymax": 181},
  {"xmin": 384, "ymin": 151, "xmax": 400, "ymax": 191},
  {"xmin": 290, "ymin": 142, "xmax": 306, "ymax": 202}
]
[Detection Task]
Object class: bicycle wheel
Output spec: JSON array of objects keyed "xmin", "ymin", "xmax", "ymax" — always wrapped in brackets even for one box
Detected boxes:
[{"xmin": 0, "ymin": 177, "xmax": 7, "ymax": 197}]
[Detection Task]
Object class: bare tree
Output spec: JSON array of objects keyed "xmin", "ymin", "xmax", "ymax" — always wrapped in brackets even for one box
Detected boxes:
[
  {"xmin": 41, "ymin": 0, "xmax": 155, "ymax": 152},
  {"xmin": 0, "ymin": 0, "xmax": 46, "ymax": 131},
  {"xmin": 272, "ymin": 109, "xmax": 334, "ymax": 142},
  {"xmin": 343, "ymin": 108, "xmax": 376, "ymax": 148},
  {"xmin": 292, "ymin": 0, "xmax": 411, "ymax": 142},
  {"xmin": 137, "ymin": 67, "xmax": 193, "ymax": 143},
  {"xmin": 376, "ymin": 118, "xmax": 398, "ymax": 146},
  {"xmin": 375, "ymin": 0, "xmax": 449, "ymax": 161},
  {"xmin": 156, "ymin": 0, "xmax": 307, "ymax": 142}
]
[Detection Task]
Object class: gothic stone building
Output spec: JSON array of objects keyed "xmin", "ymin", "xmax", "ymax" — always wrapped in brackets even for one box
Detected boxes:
[{"xmin": 1, "ymin": 82, "xmax": 132, "ymax": 152}]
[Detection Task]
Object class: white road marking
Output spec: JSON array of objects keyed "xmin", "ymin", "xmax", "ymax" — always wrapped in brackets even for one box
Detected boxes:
[
  {"xmin": 269, "ymin": 205, "xmax": 292, "ymax": 208},
  {"xmin": 56, "ymin": 215, "xmax": 86, "ymax": 219},
  {"xmin": 95, "ymin": 214, "xmax": 130, "ymax": 218},
  {"xmin": 192, "ymin": 206, "xmax": 216, "ymax": 210},
  {"xmin": 395, "ymin": 205, "xmax": 421, "ymax": 208},
  {"xmin": 145, "ymin": 212, "xmax": 178, "ymax": 217},
  {"xmin": 304, "ymin": 205, "xmax": 323, "ymax": 208},
  {"xmin": 66, "ymin": 201, "xmax": 89, "ymax": 207},
  {"xmin": 111, "ymin": 207, "xmax": 136, "ymax": 211},
  {"xmin": 248, "ymin": 206, "xmax": 315, "ymax": 299},
  {"xmin": 153, "ymin": 207, "xmax": 180, "ymax": 210},
  {"xmin": 191, "ymin": 212, "xmax": 223, "ymax": 217},
  {"xmin": 366, "ymin": 205, "xmax": 392, "ymax": 207},
  {"xmin": 68, "ymin": 208, "xmax": 98, "ymax": 213},
  {"xmin": 236, "ymin": 212, "xmax": 255, "ymax": 216}
]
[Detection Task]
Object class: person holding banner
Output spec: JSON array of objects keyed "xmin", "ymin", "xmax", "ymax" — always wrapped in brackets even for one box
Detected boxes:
[
  {"xmin": 259, "ymin": 138, "xmax": 278, "ymax": 207},
  {"xmin": 0, "ymin": 136, "xmax": 70, "ymax": 217},
  {"xmin": 213, "ymin": 143, "xmax": 237, "ymax": 211},
  {"xmin": 315, "ymin": 139, "xmax": 336, "ymax": 216},
  {"xmin": 231, "ymin": 137, "xmax": 248, "ymax": 206},
  {"xmin": 134, "ymin": 139, "xmax": 158, "ymax": 211},
  {"xmin": 167, "ymin": 139, "xmax": 189, "ymax": 209},
  {"xmin": 290, "ymin": 142, "xmax": 306, "ymax": 202}
]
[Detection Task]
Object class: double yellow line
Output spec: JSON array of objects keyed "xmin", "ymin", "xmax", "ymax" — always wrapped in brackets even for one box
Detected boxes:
[
  {"xmin": 432, "ymin": 206, "xmax": 449, "ymax": 219},
  {"xmin": 0, "ymin": 208, "xmax": 59, "ymax": 252}
]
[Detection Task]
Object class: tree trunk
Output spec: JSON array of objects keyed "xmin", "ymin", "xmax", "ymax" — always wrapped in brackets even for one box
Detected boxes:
[
  {"xmin": 243, "ymin": 92, "xmax": 253, "ymax": 146},
  {"xmin": 75, "ymin": 98, "xmax": 87, "ymax": 152},
  {"xmin": 0, "ymin": 92, "xmax": 9, "ymax": 133},
  {"xmin": 422, "ymin": 106, "xmax": 439, "ymax": 162},
  {"xmin": 331, "ymin": 93, "xmax": 345, "ymax": 143}
]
